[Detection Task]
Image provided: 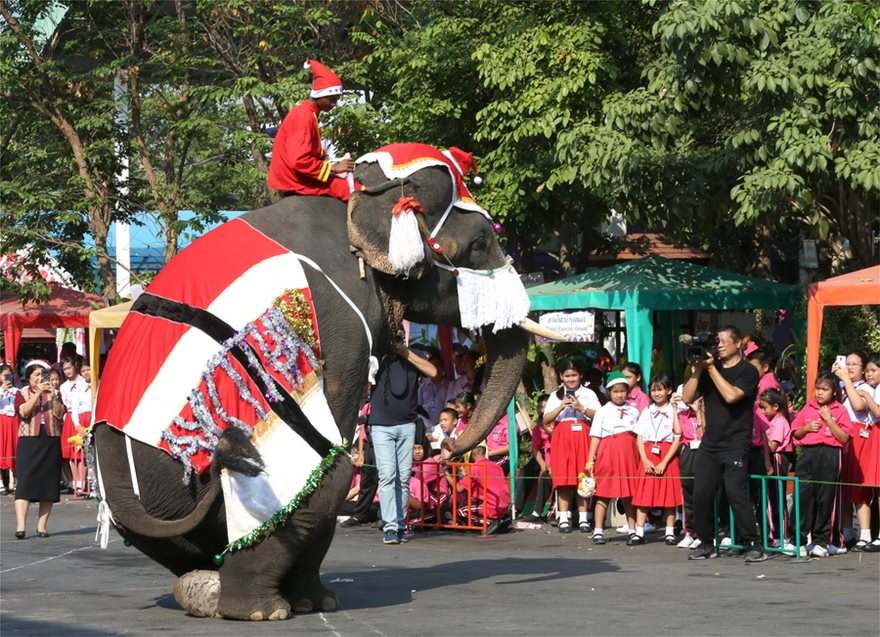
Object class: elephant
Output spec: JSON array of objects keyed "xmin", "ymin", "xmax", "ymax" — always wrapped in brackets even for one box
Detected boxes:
[{"xmin": 89, "ymin": 143, "xmax": 552, "ymax": 621}]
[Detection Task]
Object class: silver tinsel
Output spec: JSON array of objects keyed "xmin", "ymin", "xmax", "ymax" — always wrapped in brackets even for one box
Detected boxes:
[{"xmin": 160, "ymin": 305, "xmax": 320, "ymax": 483}]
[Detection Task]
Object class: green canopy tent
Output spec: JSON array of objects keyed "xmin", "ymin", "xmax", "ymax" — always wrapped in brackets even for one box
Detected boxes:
[{"xmin": 527, "ymin": 255, "xmax": 801, "ymax": 382}]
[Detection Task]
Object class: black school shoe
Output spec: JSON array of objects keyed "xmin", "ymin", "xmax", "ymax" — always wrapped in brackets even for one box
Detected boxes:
[
  {"xmin": 626, "ymin": 533, "xmax": 645, "ymax": 546},
  {"xmin": 339, "ymin": 517, "xmax": 363, "ymax": 528},
  {"xmin": 744, "ymin": 544, "xmax": 767, "ymax": 562},
  {"xmin": 688, "ymin": 543, "xmax": 717, "ymax": 560},
  {"xmin": 592, "ymin": 533, "xmax": 607, "ymax": 545},
  {"xmin": 558, "ymin": 521, "xmax": 572, "ymax": 534}
]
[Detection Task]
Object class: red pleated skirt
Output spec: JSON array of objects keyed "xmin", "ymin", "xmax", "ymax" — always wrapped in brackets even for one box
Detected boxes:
[
  {"xmin": 842, "ymin": 425, "xmax": 880, "ymax": 502},
  {"xmin": 61, "ymin": 411, "xmax": 91, "ymax": 460},
  {"xmin": 0, "ymin": 413, "xmax": 18, "ymax": 470},
  {"xmin": 594, "ymin": 431, "xmax": 639, "ymax": 498},
  {"xmin": 632, "ymin": 441, "xmax": 683, "ymax": 508},
  {"xmin": 550, "ymin": 418, "xmax": 591, "ymax": 488}
]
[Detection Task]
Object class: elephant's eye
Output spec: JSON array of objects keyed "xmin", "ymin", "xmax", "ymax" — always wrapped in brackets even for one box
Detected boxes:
[{"xmin": 470, "ymin": 235, "xmax": 488, "ymax": 253}]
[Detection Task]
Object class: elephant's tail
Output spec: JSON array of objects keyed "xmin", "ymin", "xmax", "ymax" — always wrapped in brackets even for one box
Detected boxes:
[{"xmin": 97, "ymin": 425, "xmax": 263, "ymax": 539}]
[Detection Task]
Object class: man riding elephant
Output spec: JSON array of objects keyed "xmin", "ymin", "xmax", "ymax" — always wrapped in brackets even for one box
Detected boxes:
[{"xmin": 267, "ymin": 59, "xmax": 355, "ymax": 202}]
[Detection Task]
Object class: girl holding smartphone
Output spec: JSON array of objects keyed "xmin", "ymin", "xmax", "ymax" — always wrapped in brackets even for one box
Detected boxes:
[{"xmin": 543, "ymin": 359, "xmax": 601, "ymax": 533}]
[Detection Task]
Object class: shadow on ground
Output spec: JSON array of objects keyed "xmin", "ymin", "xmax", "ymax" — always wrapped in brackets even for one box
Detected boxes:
[
  {"xmin": 322, "ymin": 556, "xmax": 620, "ymax": 611},
  {"xmin": 0, "ymin": 616, "xmax": 117, "ymax": 636}
]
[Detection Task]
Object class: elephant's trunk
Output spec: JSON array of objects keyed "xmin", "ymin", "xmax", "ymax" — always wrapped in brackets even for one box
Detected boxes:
[
  {"xmin": 450, "ymin": 327, "xmax": 529, "ymax": 455},
  {"xmin": 93, "ymin": 424, "xmax": 230, "ymax": 540}
]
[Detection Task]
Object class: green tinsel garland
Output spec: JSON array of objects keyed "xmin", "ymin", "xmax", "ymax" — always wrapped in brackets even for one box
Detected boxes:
[
  {"xmin": 216, "ymin": 443, "xmax": 348, "ymax": 562},
  {"xmin": 273, "ymin": 289, "xmax": 318, "ymax": 350}
]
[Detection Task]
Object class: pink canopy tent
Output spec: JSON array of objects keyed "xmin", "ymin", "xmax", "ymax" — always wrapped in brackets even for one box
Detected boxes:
[
  {"xmin": 1, "ymin": 285, "xmax": 106, "ymax": 368},
  {"xmin": 806, "ymin": 265, "xmax": 880, "ymax": 399}
]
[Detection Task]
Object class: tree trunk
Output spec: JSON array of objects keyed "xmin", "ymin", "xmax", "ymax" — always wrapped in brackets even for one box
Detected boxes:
[
  {"xmin": 90, "ymin": 205, "xmax": 116, "ymax": 300},
  {"xmin": 539, "ymin": 343, "xmax": 558, "ymax": 394}
]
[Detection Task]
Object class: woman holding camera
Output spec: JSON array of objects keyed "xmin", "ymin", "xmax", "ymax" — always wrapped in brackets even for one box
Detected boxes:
[
  {"xmin": 543, "ymin": 358, "xmax": 601, "ymax": 533},
  {"xmin": 13, "ymin": 360, "xmax": 66, "ymax": 539}
]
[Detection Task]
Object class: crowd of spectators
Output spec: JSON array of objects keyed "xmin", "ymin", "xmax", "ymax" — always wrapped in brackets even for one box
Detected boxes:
[
  {"xmin": 5, "ymin": 332, "xmax": 879, "ymax": 562},
  {"xmin": 341, "ymin": 331, "xmax": 880, "ymax": 561}
]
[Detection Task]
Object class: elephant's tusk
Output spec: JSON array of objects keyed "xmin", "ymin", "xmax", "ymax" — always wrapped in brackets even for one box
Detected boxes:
[{"xmin": 517, "ymin": 318, "xmax": 566, "ymax": 341}]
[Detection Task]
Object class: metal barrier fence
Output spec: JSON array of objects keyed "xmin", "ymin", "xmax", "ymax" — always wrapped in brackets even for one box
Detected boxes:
[
  {"xmin": 407, "ymin": 461, "xmax": 491, "ymax": 536},
  {"xmin": 715, "ymin": 473, "xmax": 802, "ymax": 560}
]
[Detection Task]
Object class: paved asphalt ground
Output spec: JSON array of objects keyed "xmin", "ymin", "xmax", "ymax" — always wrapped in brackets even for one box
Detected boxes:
[{"xmin": 1, "ymin": 495, "xmax": 878, "ymax": 636}]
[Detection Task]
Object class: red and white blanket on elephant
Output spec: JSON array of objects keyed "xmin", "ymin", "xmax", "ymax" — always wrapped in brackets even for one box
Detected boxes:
[{"xmin": 93, "ymin": 218, "xmax": 345, "ymax": 550}]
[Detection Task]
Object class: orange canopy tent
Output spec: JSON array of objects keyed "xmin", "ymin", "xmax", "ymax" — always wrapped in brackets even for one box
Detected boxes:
[
  {"xmin": 806, "ymin": 265, "xmax": 880, "ymax": 399},
  {"xmin": 1, "ymin": 285, "xmax": 106, "ymax": 368}
]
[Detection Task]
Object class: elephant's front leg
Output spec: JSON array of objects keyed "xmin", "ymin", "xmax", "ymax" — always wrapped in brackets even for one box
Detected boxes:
[
  {"xmin": 281, "ymin": 460, "xmax": 351, "ymax": 613},
  {"xmin": 216, "ymin": 529, "xmax": 297, "ymax": 620},
  {"xmin": 282, "ymin": 516, "xmax": 340, "ymax": 612}
]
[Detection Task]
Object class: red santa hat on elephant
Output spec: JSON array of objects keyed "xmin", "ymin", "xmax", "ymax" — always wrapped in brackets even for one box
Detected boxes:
[
  {"xmin": 304, "ymin": 59, "xmax": 342, "ymax": 99},
  {"xmin": 443, "ymin": 147, "xmax": 483, "ymax": 185},
  {"xmin": 355, "ymin": 144, "xmax": 493, "ymax": 275}
]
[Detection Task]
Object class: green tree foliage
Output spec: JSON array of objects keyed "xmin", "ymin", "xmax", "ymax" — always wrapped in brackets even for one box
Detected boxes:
[
  {"xmin": 552, "ymin": 0, "xmax": 880, "ymax": 269},
  {"xmin": 3, "ymin": 0, "xmax": 877, "ymax": 304},
  {"xmin": 0, "ymin": 0, "xmax": 128, "ymax": 299},
  {"xmin": 351, "ymin": 0, "xmax": 662, "ymax": 272}
]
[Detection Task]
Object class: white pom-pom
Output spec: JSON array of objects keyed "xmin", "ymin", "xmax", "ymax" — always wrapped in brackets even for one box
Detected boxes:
[
  {"xmin": 473, "ymin": 175, "xmax": 483, "ymax": 185},
  {"xmin": 388, "ymin": 209, "xmax": 425, "ymax": 274},
  {"xmin": 303, "ymin": 60, "xmax": 311, "ymax": 70}
]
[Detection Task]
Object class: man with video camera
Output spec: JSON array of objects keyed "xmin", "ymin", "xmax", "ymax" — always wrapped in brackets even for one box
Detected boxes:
[{"xmin": 681, "ymin": 325, "xmax": 765, "ymax": 562}]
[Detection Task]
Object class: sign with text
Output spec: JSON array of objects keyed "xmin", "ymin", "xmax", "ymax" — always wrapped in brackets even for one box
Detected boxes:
[{"xmin": 538, "ymin": 311, "xmax": 596, "ymax": 343}]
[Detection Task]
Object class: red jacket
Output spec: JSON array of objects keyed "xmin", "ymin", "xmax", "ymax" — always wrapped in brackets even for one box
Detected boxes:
[{"xmin": 267, "ymin": 100, "xmax": 350, "ymax": 201}]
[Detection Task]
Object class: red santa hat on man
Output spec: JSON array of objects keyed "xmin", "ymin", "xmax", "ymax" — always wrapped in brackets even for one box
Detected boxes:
[{"xmin": 304, "ymin": 59, "xmax": 343, "ymax": 99}]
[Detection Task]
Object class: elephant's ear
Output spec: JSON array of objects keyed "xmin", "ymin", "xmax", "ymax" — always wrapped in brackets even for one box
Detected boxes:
[{"xmin": 347, "ymin": 163, "xmax": 452, "ymax": 278}]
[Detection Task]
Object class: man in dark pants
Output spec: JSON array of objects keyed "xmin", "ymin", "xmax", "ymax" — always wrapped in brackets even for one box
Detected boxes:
[
  {"xmin": 682, "ymin": 326, "xmax": 766, "ymax": 562},
  {"xmin": 339, "ymin": 412, "xmax": 379, "ymax": 527}
]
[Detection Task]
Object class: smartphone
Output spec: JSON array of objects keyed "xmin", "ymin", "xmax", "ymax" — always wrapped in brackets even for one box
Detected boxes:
[
  {"xmin": 835, "ymin": 355, "xmax": 846, "ymax": 369},
  {"xmin": 2, "ymin": 373, "xmax": 11, "ymax": 383},
  {"xmin": 564, "ymin": 389, "xmax": 576, "ymax": 399},
  {"xmin": 41, "ymin": 368, "xmax": 50, "ymax": 383}
]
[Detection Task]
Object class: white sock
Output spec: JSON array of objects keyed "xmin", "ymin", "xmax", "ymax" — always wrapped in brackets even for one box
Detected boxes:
[
  {"xmin": 559, "ymin": 511, "xmax": 571, "ymax": 524},
  {"xmin": 593, "ymin": 527, "xmax": 604, "ymax": 536},
  {"xmin": 579, "ymin": 512, "xmax": 589, "ymax": 525},
  {"xmin": 635, "ymin": 525, "xmax": 645, "ymax": 537},
  {"xmin": 860, "ymin": 529, "xmax": 872, "ymax": 542},
  {"xmin": 666, "ymin": 526, "xmax": 675, "ymax": 537}
]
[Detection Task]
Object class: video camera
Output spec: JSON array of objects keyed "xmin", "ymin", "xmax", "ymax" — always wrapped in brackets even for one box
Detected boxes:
[{"xmin": 680, "ymin": 331, "xmax": 720, "ymax": 363}]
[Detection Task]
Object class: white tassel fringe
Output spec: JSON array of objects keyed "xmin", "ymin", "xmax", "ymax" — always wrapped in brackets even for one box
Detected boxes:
[
  {"xmin": 388, "ymin": 209, "xmax": 425, "ymax": 274},
  {"xmin": 445, "ymin": 262, "xmax": 530, "ymax": 332}
]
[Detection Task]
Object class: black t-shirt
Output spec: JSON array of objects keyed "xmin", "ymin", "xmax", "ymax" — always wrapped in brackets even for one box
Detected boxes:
[
  {"xmin": 368, "ymin": 355, "xmax": 420, "ymax": 426},
  {"xmin": 697, "ymin": 356, "xmax": 759, "ymax": 452}
]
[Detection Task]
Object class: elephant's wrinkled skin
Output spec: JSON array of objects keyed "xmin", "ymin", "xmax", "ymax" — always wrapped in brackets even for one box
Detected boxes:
[{"xmin": 91, "ymin": 159, "xmax": 529, "ymax": 620}]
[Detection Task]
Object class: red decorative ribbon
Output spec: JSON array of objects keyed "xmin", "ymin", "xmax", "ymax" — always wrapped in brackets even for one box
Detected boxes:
[{"xmin": 391, "ymin": 196, "xmax": 424, "ymax": 216}]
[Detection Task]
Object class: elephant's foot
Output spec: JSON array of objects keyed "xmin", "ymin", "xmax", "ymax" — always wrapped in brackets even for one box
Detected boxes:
[
  {"xmin": 217, "ymin": 590, "xmax": 291, "ymax": 621},
  {"xmin": 173, "ymin": 570, "xmax": 221, "ymax": 618},
  {"xmin": 289, "ymin": 584, "xmax": 339, "ymax": 613}
]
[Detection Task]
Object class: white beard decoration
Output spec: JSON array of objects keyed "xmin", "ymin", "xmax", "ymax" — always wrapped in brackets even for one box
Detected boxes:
[{"xmin": 437, "ymin": 259, "xmax": 530, "ymax": 332}]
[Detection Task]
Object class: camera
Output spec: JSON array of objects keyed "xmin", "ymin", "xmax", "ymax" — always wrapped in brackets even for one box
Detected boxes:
[
  {"xmin": 682, "ymin": 331, "xmax": 720, "ymax": 363},
  {"xmin": 393, "ymin": 331, "xmax": 405, "ymax": 347}
]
